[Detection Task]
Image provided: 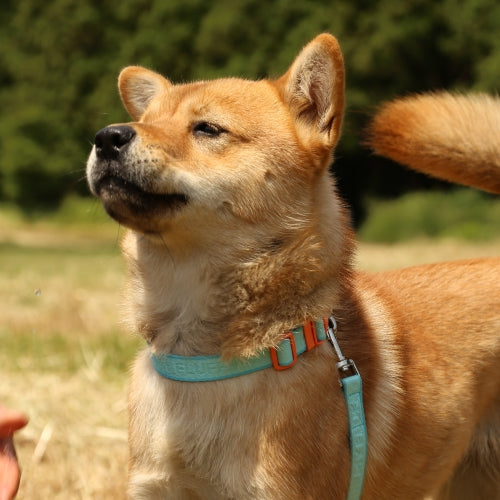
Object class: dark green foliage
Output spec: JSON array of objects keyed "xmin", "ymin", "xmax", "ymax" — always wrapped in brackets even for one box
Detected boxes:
[
  {"xmin": 359, "ymin": 189, "xmax": 500, "ymax": 242},
  {"xmin": 1, "ymin": 0, "xmax": 498, "ymax": 216}
]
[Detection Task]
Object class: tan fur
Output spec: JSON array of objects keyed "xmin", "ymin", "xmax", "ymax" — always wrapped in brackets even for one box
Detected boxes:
[
  {"xmin": 367, "ymin": 92, "xmax": 500, "ymax": 193},
  {"xmin": 86, "ymin": 34, "xmax": 500, "ymax": 499}
]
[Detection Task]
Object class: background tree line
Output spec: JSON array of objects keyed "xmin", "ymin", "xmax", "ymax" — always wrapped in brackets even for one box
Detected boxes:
[{"xmin": 1, "ymin": 0, "xmax": 498, "ymax": 224}]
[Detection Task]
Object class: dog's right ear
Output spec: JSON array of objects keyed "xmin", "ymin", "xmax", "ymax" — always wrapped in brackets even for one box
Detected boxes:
[
  {"xmin": 118, "ymin": 66, "xmax": 172, "ymax": 121},
  {"xmin": 277, "ymin": 34, "xmax": 345, "ymax": 152}
]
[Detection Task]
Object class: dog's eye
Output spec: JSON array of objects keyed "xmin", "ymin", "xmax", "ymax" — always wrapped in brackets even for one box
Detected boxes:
[{"xmin": 193, "ymin": 121, "xmax": 225, "ymax": 137}]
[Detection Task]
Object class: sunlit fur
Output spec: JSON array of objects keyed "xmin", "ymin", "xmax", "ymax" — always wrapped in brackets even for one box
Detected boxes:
[
  {"xmin": 367, "ymin": 92, "xmax": 500, "ymax": 194},
  {"xmin": 87, "ymin": 34, "xmax": 500, "ymax": 499}
]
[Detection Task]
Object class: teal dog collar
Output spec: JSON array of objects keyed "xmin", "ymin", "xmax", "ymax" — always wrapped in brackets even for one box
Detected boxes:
[
  {"xmin": 150, "ymin": 317, "xmax": 367, "ymax": 500},
  {"xmin": 151, "ymin": 319, "xmax": 327, "ymax": 382}
]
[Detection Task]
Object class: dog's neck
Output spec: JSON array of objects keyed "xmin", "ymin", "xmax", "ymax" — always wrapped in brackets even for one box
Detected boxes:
[{"xmin": 122, "ymin": 177, "xmax": 355, "ymax": 359}]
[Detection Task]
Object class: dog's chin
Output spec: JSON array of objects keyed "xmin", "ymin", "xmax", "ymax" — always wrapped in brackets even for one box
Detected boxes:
[{"xmin": 95, "ymin": 174, "xmax": 188, "ymax": 233}]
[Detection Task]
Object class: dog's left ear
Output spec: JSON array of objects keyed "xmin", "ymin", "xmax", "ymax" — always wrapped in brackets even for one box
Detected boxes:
[
  {"xmin": 278, "ymin": 34, "xmax": 345, "ymax": 151},
  {"xmin": 118, "ymin": 66, "xmax": 172, "ymax": 121}
]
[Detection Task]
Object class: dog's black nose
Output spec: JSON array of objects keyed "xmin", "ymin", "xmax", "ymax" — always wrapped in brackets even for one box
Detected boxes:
[{"xmin": 94, "ymin": 125, "xmax": 136, "ymax": 161}]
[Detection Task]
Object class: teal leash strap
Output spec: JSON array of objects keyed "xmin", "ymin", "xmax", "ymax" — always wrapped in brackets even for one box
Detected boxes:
[
  {"xmin": 326, "ymin": 317, "xmax": 368, "ymax": 500},
  {"xmin": 342, "ymin": 374, "xmax": 367, "ymax": 500}
]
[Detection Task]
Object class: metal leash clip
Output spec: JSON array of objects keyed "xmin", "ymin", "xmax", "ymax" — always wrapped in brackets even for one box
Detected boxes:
[
  {"xmin": 325, "ymin": 316, "xmax": 359, "ymax": 384},
  {"xmin": 326, "ymin": 316, "xmax": 367, "ymax": 500}
]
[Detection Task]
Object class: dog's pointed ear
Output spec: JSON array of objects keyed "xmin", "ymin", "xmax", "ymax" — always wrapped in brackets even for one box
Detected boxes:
[
  {"xmin": 278, "ymin": 34, "xmax": 345, "ymax": 150},
  {"xmin": 118, "ymin": 66, "xmax": 172, "ymax": 121}
]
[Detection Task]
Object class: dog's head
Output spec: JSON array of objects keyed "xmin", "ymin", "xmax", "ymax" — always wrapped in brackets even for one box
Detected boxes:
[{"xmin": 87, "ymin": 34, "xmax": 345, "ymax": 246}]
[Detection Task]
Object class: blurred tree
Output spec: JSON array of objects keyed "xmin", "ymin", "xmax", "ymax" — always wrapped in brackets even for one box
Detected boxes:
[{"xmin": 0, "ymin": 0, "xmax": 498, "ymax": 217}]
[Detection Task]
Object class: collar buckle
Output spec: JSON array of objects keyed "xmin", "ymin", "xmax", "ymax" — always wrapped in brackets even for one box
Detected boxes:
[
  {"xmin": 303, "ymin": 320, "xmax": 325, "ymax": 350},
  {"xmin": 269, "ymin": 332, "xmax": 298, "ymax": 370}
]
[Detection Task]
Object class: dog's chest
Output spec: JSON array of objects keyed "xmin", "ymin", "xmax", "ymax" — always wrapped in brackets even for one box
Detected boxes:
[{"xmin": 129, "ymin": 350, "xmax": 268, "ymax": 498}]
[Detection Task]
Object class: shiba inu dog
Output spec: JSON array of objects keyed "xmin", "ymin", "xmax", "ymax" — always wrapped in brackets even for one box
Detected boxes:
[{"xmin": 86, "ymin": 34, "xmax": 500, "ymax": 499}]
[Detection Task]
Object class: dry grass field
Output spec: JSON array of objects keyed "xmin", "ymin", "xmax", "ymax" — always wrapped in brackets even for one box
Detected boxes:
[
  {"xmin": 1, "ymin": 208, "xmax": 499, "ymax": 499},
  {"xmin": 0, "ymin": 211, "xmax": 138, "ymax": 499}
]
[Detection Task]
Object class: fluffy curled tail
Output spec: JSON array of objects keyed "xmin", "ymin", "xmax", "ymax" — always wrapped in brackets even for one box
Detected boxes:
[{"xmin": 367, "ymin": 92, "xmax": 500, "ymax": 194}]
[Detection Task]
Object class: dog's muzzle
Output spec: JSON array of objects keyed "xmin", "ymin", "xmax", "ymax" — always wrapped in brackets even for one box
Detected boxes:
[{"xmin": 87, "ymin": 125, "xmax": 188, "ymax": 232}]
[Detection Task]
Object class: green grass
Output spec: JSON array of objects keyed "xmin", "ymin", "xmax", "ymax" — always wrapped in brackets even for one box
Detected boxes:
[
  {"xmin": 1, "ymin": 195, "xmax": 112, "ymax": 228},
  {"xmin": 359, "ymin": 189, "xmax": 500, "ymax": 243},
  {"xmin": 0, "ymin": 196, "xmax": 120, "ymax": 250},
  {"xmin": 0, "ymin": 240, "xmax": 140, "ymax": 380},
  {"xmin": 0, "ymin": 197, "xmax": 140, "ymax": 380},
  {"xmin": 45, "ymin": 195, "xmax": 113, "ymax": 226},
  {"xmin": 0, "ymin": 328, "xmax": 141, "ymax": 377}
]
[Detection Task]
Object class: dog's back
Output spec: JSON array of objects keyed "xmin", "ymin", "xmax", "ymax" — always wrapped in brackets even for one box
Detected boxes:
[
  {"xmin": 368, "ymin": 92, "xmax": 500, "ymax": 500},
  {"xmin": 367, "ymin": 92, "xmax": 500, "ymax": 194}
]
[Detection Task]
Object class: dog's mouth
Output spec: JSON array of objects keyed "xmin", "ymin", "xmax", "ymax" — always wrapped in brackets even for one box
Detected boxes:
[{"xmin": 94, "ymin": 174, "xmax": 188, "ymax": 230}]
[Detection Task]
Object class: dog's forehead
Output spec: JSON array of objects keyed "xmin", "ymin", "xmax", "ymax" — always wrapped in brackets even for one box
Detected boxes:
[{"xmin": 152, "ymin": 78, "xmax": 282, "ymax": 121}]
